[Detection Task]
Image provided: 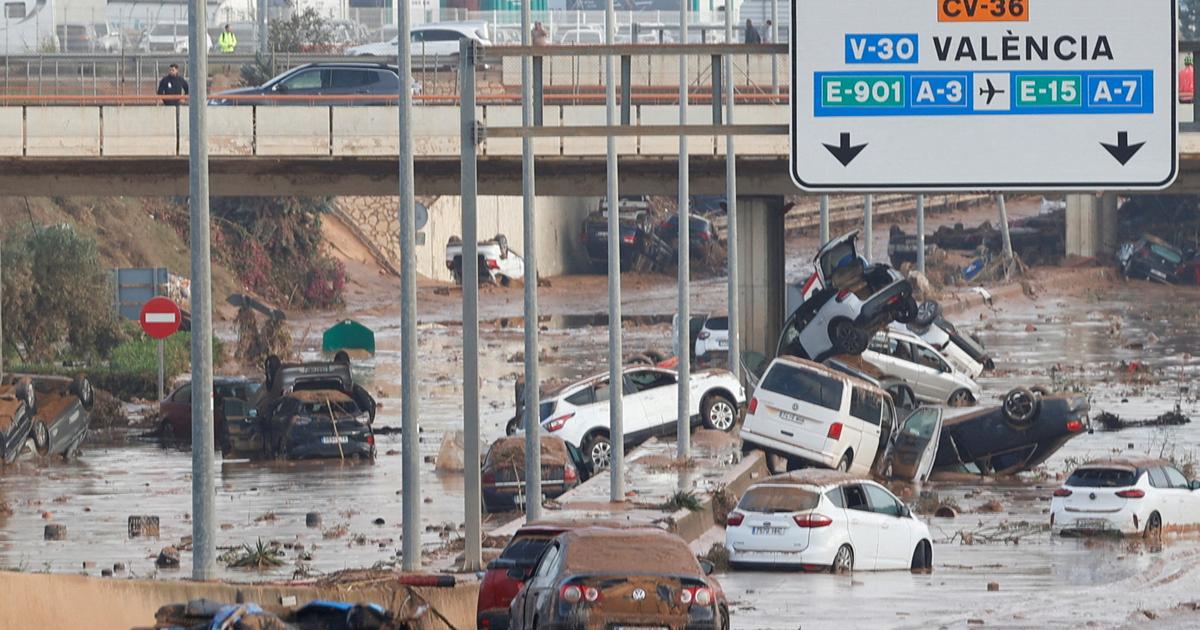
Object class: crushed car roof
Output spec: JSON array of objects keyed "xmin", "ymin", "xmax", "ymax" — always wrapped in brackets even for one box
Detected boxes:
[
  {"xmin": 757, "ymin": 469, "xmax": 865, "ymax": 488},
  {"xmin": 1077, "ymin": 457, "xmax": 1169, "ymax": 471},
  {"xmin": 561, "ymin": 528, "xmax": 700, "ymax": 575},
  {"xmin": 487, "ymin": 435, "xmax": 570, "ymax": 467}
]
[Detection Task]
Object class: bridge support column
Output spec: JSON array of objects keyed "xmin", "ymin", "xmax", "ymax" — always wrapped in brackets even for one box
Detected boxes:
[
  {"xmin": 1066, "ymin": 193, "xmax": 1119, "ymax": 258},
  {"xmin": 736, "ymin": 196, "xmax": 787, "ymax": 361}
]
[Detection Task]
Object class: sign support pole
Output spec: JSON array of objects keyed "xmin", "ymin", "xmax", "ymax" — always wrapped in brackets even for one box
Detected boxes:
[
  {"xmin": 819, "ymin": 195, "xmax": 829, "ymax": 244},
  {"xmin": 157, "ymin": 339, "xmax": 165, "ymax": 402},
  {"xmin": 459, "ymin": 37, "xmax": 482, "ymax": 573},
  {"xmin": 521, "ymin": 0, "xmax": 543, "ymax": 522},
  {"xmin": 863, "ymin": 195, "xmax": 874, "ymax": 261},
  {"xmin": 916, "ymin": 194, "xmax": 927, "ymax": 274},
  {"xmin": 997, "ymin": 194, "xmax": 1014, "ymax": 262},
  {"xmin": 725, "ymin": 1, "xmax": 739, "ymax": 380},
  {"xmin": 676, "ymin": 0, "xmax": 690, "ymax": 462},
  {"xmin": 606, "ymin": 0, "xmax": 625, "ymax": 503}
]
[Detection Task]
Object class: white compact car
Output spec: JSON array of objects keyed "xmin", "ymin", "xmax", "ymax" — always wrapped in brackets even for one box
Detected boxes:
[
  {"xmin": 346, "ymin": 22, "xmax": 490, "ymax": 61},
  {"xmin": 517, "ymin": 366, "xmax": 745, "ymax": 470},
  {"xmin": 740, "ymin": 356, "xmax": 896, "ymax": 476},
  {"xmin": 862, "ymin": 328, "xmax": 982, "ymax": 407},
  {"xmin": 1050, "ymin": 458, "xmax": 1200, "ymax": 536},
  {"xmin": 892, "ymin": 321, "xmax": 985, "ymax": 379},
  {"xmin": 445, "ymin": 234, "xmax": 524, "ymax": 286},
  {"xmin": 726, "ymin": 471, "xmax": 933, "ymax": 572}
]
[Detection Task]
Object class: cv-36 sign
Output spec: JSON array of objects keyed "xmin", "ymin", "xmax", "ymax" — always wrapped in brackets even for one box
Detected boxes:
[{"xmin": 790, "ymin": 0, "xmax": 1177, "ymax": 191}]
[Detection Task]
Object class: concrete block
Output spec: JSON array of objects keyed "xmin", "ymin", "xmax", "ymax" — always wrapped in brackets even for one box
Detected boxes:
[
  {"xmin": 560, "ymin": 105, "xmax": 634, "ymax": 156},
  {"xmin": 638, "ymin": 105, "xmax": 714, "ymax": 156},
  {"xmin": 484, "ymin": 105, "xmax": 560, "ymax": 156},
  {"xmin": 102, "ymin": 106, "xmax": 178, "ymax": 156},
  {"xmin": 332, "ymin": 107, "xmax": 399, "ymax": 156},
  {"xmin": 0, "ymin": 107, "xmax": 21, "ymax": 156},
  {"xmin": 255, "ymin": 106, "xmax": 330, "ymax": 156},
  {"xmin": 715, "ymin": 105, "xmax": 789, "ymax": 156},
  {"xmin": 26, "ymin": 106, "xmax": 99, "ymax": 156},
  {"xmin": 179, "ymin": 107, "xmax": 254, "ymax": 156},
  {"xmin": 411, "ymin": 106, "xmax": 462, "ymax": 156}
]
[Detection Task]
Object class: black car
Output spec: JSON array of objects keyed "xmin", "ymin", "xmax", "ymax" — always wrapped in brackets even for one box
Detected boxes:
[
  {"xmin": 0, "ymin": 380, "xmax": 35, "ymax": 464},
  {"xmin": 253, "ymin": 356, "xmax": 378, "ymax": 460},
  {"xmin": 655, "ymin": 213, "xmax": 720, "ymax": 250},
  {"xmin": 209, "ymin": 62, "xmax": 410, "ymax": 106},
  {"xmin": 580, "ymin": 199, "xmax": 659, "ymax": 272},
  {"xmin": 481, "ymin": 435, "xmax": 590, "ymax": 513},
  {"xmin": 1118, "ymin": 236, "xmax": 1187, "ymax": 284},
  {"xmin": 15, "ymin": 375, "xmax": 94, "ymax": 460},
  {"xmin": 934, "ymin": 388, "xmax": 1090, "ymax": 475}
]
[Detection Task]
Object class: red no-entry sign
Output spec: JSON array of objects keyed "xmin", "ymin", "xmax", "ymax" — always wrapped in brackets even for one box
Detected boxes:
[{"xmin": 140, "ymin": 296, "xmax": 182, "ymax": 340}]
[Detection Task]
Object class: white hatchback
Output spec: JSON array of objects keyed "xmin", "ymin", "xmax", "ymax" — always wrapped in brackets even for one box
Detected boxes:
[
  {"xmin": 726, "ymin": 471, "xmax": 933, "ymax": 572},
  {"xmin": 1051, "ymin": 458, "xmax": 1200, "ymax": 536},
  {"xmin": 862, "ymin": 328, "xmax": 982, "ymax": 407}
]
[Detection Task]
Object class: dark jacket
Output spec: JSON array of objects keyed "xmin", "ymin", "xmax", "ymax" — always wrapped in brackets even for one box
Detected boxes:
[
  {"xmin": 745, "ymin": 25, "xmax": 762, "ymax": 44},
  {"xmin": 157, "ymin": 75, "xmax": 189, "ymax": 105}
]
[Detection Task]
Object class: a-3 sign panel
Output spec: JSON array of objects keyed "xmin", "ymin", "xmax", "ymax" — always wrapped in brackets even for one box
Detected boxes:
[{"xmin": 791, "ymin": 0, "xmax": 1177, "ymax": 191}]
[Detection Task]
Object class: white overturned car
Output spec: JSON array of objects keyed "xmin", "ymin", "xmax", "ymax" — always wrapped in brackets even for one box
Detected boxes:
[
  {"xmin": 512, "ymin": 365, "xmax": 745, "ymax": 470},
  {"xmin": 1051, "ymin": 458, "xmax": 1200, "ymax": 536},
  {"xmin": 445, "ymin": 234, "xmax": 525, "ymax": 286},
  {"xmin": 726, "ymin": 470, "xmax": 933, "ymax": 572}
]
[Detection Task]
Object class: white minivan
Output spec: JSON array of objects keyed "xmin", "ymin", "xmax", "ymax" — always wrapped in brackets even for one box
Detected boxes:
[{"xmin": 740, "ymin": 357, "xmax": 894, "ymax": 476}]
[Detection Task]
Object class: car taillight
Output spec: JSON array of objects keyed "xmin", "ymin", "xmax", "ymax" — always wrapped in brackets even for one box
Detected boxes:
[
  {"xmin": 622, "ymin": 234, "xmax": 636, "ymax": 244},
  {"xmin": 793, "ymin": 513, "xmax": 833, "ymax": 528},
  {"xmin": 482, "ymin": 471, "xmax": 496, "ymax": 485},
  {"xmin": 680, "ymin": 587, "xmax": 712, "ymax": 606},
  {"xmin": 726, "ymin": 511, "xmax": 745, "ymax": 527},
  {"xmin": 486, "ymin": 259, "xmax": 499, "ymax": 269},
  {"xmin": 1053, "ymin": 488, "xmax": 1072, "ymax": 497},
  {"xmin": 545, "ymin": 413, "xmax": 574, "ymax": 432},
  {"xmin": 564, "ymin": 465, "xmax": 578, "ymax": 482},
  {"xmin": 367, "ymin": 434, "xmax": 375, "ymax": 446},
  {"xmin": 827, "ymin": 422, "xmax": 843, "ymax": 440},
  {"xmin": 699, "ymin": 231, "xmax": 710, "ymax": 240},
  {"xmin": 835, "ymin": 289, "xmax": 852, "ymax": 302},
  {"xmin": 886, "ymin": 294, "xmax": 900, "ymax": 305},
  {"xmin": 698, "ymin": 331, "xmax": 710, "ymax": 340},
  {"xmin": 747, "ymin": 398, "xmax": 758, "ymax": 414},
  {"xmin": 1117, "ymin": 489, "xmax": 1145, "ymax": 499},
  {"xmin": 1066, "ymin": 420, "xmax": 1084, "ymax": 433},
  {"xmin": 560, "ymin": 584, "xmax": 600, "ymax": 605}
]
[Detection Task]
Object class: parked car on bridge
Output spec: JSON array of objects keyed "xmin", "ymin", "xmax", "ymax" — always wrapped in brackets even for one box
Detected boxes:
[
  {"xmin": 508, "ymin": 527, "xmax": 729, "ymax": 630},
  {"xmin": 446, "ymin": 234, "xmax": 525, "ymax": 286},
  {"xmin": 725, "ymin": 470, "xmax": 933, "ymax": 572},
  {"xmin": 862, "ymin": 327, "xmax": 982, "ymax": 407},
  {"xmin": 345, "ymin": 22, "xmax": 490, "ymax": 66},
  {"xmin": 1051, "ymin": 458, "xmax": 1200, "ymax": 537},
  {"xmin": 510, "ymin": 365, "xmax": 744, "ymax": 471},
  {"xmin": 145, "ymin": 21, "xmax": 211, "ymax": 53},
  {"xmin": 209, "ymin": 62, "xmax": 419, "ymax": 106}
]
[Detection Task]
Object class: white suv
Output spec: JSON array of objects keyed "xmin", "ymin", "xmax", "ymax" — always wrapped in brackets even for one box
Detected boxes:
[
  {"xmin": 346, "ymin": 22, "xmax": 491, "ymax": 62},
  {"xmin": 740, "ymin": 357, "xmax": 895, "ymax": 476},
  {"xmin": 862, "ymin": 328, "xmax": 982, "ymax": 407},
  {"xmin": 521, "ymin": 366, "xmax": 745, "ymax": 470}
]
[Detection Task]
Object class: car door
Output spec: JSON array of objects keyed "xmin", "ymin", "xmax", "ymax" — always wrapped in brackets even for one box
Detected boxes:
[
  {"xmin": 623, "ymin": 368, "xmax": 677, "ymax": 437},
  {"xmin": 840, "ymin": 483, "xmax": 882, "ymax": 570},
  {"xmin": 275, "ymin": 68, "xmax": 327, "ymax": 104},
  {"xmin": 327, "ymin": 68, "xmax": 371, "ymax": 105},
  {"xmin": 864, "ymin": 483, "xmax": 913, "ymax": 569},
  {"xmin": 1162, "ymin": 465, "xmax": 1196, "ymax": 524},
  {"xmin": 886, "ymin": 407, "xmax": 944, "ymax": 482},
  {"xmin": 1146, "ymin": 466, "xmax": 1175, "ymax": 523},
  {"xmin": 161, "ymin": 384, "xmax": 192, "ymax": 430},
  {"xmin": 520, "ymin": 541, "xmax": 563, "ymax": 628},
  {"xmin": 909, "ymin": 343, "xmax": 951, "ymax": 403}
]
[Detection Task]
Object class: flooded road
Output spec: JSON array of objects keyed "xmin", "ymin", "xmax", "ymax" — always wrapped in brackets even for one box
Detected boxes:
[{"xmin": 721, "ymin": 281, "xmax": 1200, "ymax": 629}]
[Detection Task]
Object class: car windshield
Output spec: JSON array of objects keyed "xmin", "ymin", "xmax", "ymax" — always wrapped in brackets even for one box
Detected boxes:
[
  {"xmin": 500, "ymin": 534, "xmax": 555, "ymax": 565},
  {"xmin": 1150, "ymin": 244, "xmax": 1183, "ymax": 264},
  {"xmin": 706, "ymin": 316, "xmax": 729, "ymax": 331},
  {"xmin": 760, "ymin": 363, "xmax": 844, "ymax": 410},
  {"xmin": 293, "ymin": 396, "xmax": 360, "ymax": 416},
  {"xmin": 1067, "ymin": 468, "xmax": 1137, "ymax": 488},
  {"xmin": 738, "ymin": 486, "xmax": 819, "ymax": 513}
]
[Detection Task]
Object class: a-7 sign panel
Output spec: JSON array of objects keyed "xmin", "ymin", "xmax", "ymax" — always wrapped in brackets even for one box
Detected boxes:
[{"xmin": 791, "ymin": 0, "xmax": 1177, "ymax": 191}]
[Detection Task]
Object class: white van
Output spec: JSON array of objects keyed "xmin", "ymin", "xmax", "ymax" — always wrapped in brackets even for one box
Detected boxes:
[{"xmin": 740, "ymin": 356, "xmax": 894, "ymax": 476}]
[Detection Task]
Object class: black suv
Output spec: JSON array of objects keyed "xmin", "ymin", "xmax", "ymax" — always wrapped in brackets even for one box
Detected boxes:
[{"xmin": 209, "ymin": 62, "xmax": 414, "ymax": 106}]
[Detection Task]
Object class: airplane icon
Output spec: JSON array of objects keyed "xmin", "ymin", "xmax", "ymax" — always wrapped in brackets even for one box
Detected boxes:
[{"xmin": 978, "ymin": 78, "xmax": 1006, "ymax": 105}]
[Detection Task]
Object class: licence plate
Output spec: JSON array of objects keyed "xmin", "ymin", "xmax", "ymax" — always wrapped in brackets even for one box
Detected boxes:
[
  {"xmin": 1076, "ymin": 518, "xmax": 1112, "ymax": 530},
  {"xmin": 752, "ymin": 526, "xmax": 786, "ymax": 535},
  {"xmin": 597, "ymin": 231, "xmax": 607, "ymax": 238},
  {"xmin": 717, "ymin": 339, "xmax": 728, "ymax": 348},
  {"xmin": 1151, "ymin": 269, "xmax": 1167, "ymax": 278},
  {"xmin": 778, "ymin": 410, "xmax": 803, "ymax": 424},
  {"xmin": 321, "ymin": 436, "xmax": 349, "ymax": 444}
]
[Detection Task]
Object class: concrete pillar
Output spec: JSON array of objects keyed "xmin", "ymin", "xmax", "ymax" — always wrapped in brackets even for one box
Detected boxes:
[
  {"xmin": 736, "ymin": 196, "xmax": 787, "ymax": 361},
  {"xmin": 1066, "ymin": 193, "xmax": 1119, "ymax": 258}
]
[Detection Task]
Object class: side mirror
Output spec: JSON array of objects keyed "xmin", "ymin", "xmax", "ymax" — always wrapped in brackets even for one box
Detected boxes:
[
  {"xmin": 1191, "ymin": 480, "xmax": 1200, "ymax": 491},
  {"xmin": 698, "ymin": 559, "xmax": 715, "ymax": 576},
  {"xmin": 274, "ymin": 83, "xmax": 287, "ymax": 93},
  {"xmin": 900, "ymin": 505, "xmax": 912, "ymax": 518}
]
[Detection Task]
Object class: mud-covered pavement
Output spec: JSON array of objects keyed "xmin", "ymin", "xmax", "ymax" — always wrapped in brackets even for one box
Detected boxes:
[{"xmin": 721, "ymin": 280, "xmax": 1200, "ymax": 629}]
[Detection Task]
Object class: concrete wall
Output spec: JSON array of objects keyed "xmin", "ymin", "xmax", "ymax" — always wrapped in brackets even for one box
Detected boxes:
[
  {"xmin": 737, "ymin": 196, "xmax": 786, "ymax": 360},
  {"xmin": 0, "ymin": 107, "xmax": 22, "ymax": 156},
  {"xmin": 337, "ymin": 195, "xmax": 599, "ymax": 282},
  {"xmin": 1065, "ymin": 193, "xmax": 1119, "ymax": 258}
]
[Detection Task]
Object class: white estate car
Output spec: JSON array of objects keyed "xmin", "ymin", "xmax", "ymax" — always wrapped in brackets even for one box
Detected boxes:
[
  {"xmin": 518, "ymin": 365, "xmax": 745, "ymax": 470},
  {"xmin": 740, "ymin": 356, "xmax": 896, "ymax": 476},
  {"xmin": 726, "ymin": 470, "xmax": 933, "ymax": 572},
  {"xmin": 1050, "ymin": 458, "xmax": 1200, "ymax": 536},
  {"xmin": 445, "ymin": 234, "xmax": 525, "ymax": 286},
  {"xmin": 892, "ymin": 320, "xmax": 985, "ymax": 379},
  {"xmin": 863, "ymin": 327, "xmax": 982, "ymax": 407}
]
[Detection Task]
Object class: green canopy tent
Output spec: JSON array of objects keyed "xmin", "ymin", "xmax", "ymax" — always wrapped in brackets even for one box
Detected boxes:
[{"xmin": 322, "ymin": 320, "xmax": 376, "ymax": 356}]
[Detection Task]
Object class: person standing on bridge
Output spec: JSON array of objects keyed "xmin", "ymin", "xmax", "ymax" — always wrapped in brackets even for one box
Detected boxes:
[
  {"xmin": 744, "ymin": 19, "xmax": 761, "ymax": 44},
  {"xmin": 156, "ymin": 64, "xmax": 189, "ymax": 106},
  {"xmin": 219, "ymin": 24, "xmax": 238, "ymax": 53},
  {"xmin": 532, "ymin": 21, "xmax": 549, "ymax": 46}
]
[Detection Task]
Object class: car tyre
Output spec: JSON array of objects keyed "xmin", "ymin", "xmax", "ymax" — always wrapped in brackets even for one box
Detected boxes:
[
  {"xmin": 702, "ymin": 394, "xmax": 738, "ymax": 432},
  {"xmin": 831, "ymin": 544, "xmax": 854, "ymax": 574},
  {"xmin": 32, "ymin": 421, "xmax": 50, "ymax": 455},
  {"xmin": 894, "ymin": 295, "xmax": 919, "ymax": 324},
  {"xmin": 70, "ymin": 376, "xmax": 95, "ymax": 410},
  {"xmin": 913, "ymin": 300, "xmax": 941, "ymax": 327},
  {"xmin": 910, "ymin": 540, "xmax": 933, "ymax": 572},
  {"xmin": 1002, "ymin": 387, "xmax": 1040, "ymax": 428},
  {"xmin": 1145, "ymin": 512, "xmax": 1162, "ymax": 539},
  {"xmin": 829, "ymin": 318, "xmax": 870, "ymax": 355},
  {"xmin": 836, "ymin": 452, "xmax": 852, "ymax": 472},
  {"xmin": 720, "ymin": 606, "xmax": 731, "ymax": 630},
  {"xmin": 948, "ymin": 389, "xmax": 975, "ymax": 407},
  {"xmin": 160, "ymin": 419, "xmax": 177, "ymax": 442},
  {"xmin": 585, "ymin": 433, "xmax": 612, "ymax": 471},
  {"xmin": 15, "ymin": 379, "xmax": 35, "ymax": 414},
  {"xmin": 505, "ymin": 417, "xmax": 519, "ymax": 436}
]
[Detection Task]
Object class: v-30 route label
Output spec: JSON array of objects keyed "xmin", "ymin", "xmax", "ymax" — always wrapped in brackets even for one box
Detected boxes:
[{"xmin": 938, "ymin": 0, "xmax": 1027, "ymax": 22}]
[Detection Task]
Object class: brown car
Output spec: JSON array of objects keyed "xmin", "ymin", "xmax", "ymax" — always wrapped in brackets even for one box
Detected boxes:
[{"xmin": 508, "ymin": 527, "xmax": 729, "ymax": 630}]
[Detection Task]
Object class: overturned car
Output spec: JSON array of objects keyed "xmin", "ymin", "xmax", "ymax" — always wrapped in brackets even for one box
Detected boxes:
[
  {"xmin": 18, "ymin": 375, "xmax": 93, "ymax": 460},
  {"xmin": 0, "ymin": 380, "xmax": 36, "ymax": 464}
]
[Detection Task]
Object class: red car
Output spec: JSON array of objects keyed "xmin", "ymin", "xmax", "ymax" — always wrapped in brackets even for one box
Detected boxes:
[{"xmin": 158, "ymin": 377, "xmax": 263, "ymax": 446}]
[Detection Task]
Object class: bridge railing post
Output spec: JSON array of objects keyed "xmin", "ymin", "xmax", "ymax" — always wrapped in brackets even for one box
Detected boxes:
[{"xmin": 620, "ymin": 55, "xmax": 632, "ymax": 126}]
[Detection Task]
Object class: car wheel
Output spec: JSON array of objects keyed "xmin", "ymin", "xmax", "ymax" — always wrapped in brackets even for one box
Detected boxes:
[
  {"xmin": 32, "ymin": 421, "xmax": 50, "ymax": 455},
  {"xmin": 831, "ymin": 544, "xmax": 854, "ymax": 574},
  {"xmin": 505, "ymin": 417, "xmax": 519, "ymax": 436},
  {"xmin": 16, "ymin": 379, "xmax": 35, "ymax": 414},
  {"xmin": 948, "ymin": 389, "xmax": 975, "ymax": 407},
  {"xmin": 913, "ymin": 300, "xmax": 940, "ymax": 327},
  {"xmin": 71, "ymin": 376, "xmax": 95, "ymax": 410},
  {"xmin": 836, "ymin": 452, "xmax": 852, "ymax": 472},
  {"xmin": 702, "ymin": 394, "xmax": 738, "ymax": 432},
  {"xmin": 1145, "ymin": 512, "xmax": 1162, "ymax": 539},
  {"xmin": 585, "ymin": 433, "xmax": 612, "ymax": 471},
  {"xmin": 160, "ymin": 419, "xmax": 177, "ymax": 442},
  {"xmin": 829, "ymin": 318, "xmax": 870, "ymax": 355},
  {"xmin": 720, "ymin": 606, "xmax": 730, "ymax": 630},
  {"xmin": 910, "ymin": 541, "xmax": 933, "ymax": 572},
  {"xmin": 893, "ymin": 296, "xmax": 919, "ymax": 324},
  {"xmin": 1002, "ymin": 387, "xmax": 1040, "ymax": 427}
]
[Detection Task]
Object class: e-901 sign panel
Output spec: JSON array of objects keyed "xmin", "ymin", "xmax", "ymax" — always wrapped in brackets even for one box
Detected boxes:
[{"xmin": 791, "ymin": 0, "xmax": 1176, "ymax": 191}]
